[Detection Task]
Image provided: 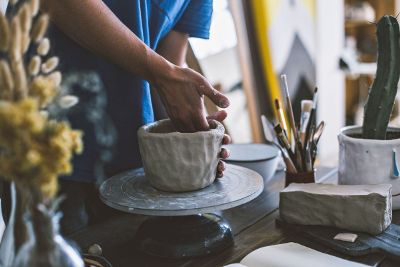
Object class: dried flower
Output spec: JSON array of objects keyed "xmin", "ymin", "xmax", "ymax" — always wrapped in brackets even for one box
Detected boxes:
[
  {"xmin": 31, "ymin": 14, "xmax": 49, "ymax": 43},
  {"xmin": 47, "ymin": 71, "xmax": 62, "ymax": 87},
  {"xmin": 11, "ymin": 60, "xmax": 28, "ymax": 99},
  {"xmin": 0, "ymin": 60, "xmax": 15, "ymax": 94},
  {"xmin": 41, "ymin": 57, "xmax": 59, "ymax": 74},
  {"xmin": 30, "ymin": 75, "xmax": 57, "ymax": 107},
  {"xmin": 0, "ymin": 0, "xmax": 83, "ymax": 200},
  {"xmin": 0, "ymin": 13, "xmax": 10, "ymax": 52},
  {"xmin": 28, "ymin": 56, "xmax": 41, "ymax": 76},
  {"xmin": 29, "ymin": 0, "xmax": 40, "ymax": 17},
  {"xmin": 21, "ymin": 32, "xmax": 30, "ymax": 53},
  {"xmin": 0, "ymin": 98, "xmax": 83, "ymax": 198},
  {"xmin": 19, "ymin": 3, "xmax": 32, "ymax": 33},
  {"xmin": 39, "ymin": 110, "xmax": 49, "ymax": 119},
  {"xmin": 37, "ymin": 38, "xmax": 50, "ymax": 56},
  {"xmin": 59, "ymin": 95, "xmax": 79, "ymax": 109},
  {"xmin": 10, "ymin": 17, "xmax": 22, "ymax": 62}
]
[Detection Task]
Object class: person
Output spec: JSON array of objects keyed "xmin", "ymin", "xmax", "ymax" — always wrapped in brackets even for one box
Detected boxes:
[{"xmin": 40, "ymin": 0, "xmax": 231, "ymax": 234}]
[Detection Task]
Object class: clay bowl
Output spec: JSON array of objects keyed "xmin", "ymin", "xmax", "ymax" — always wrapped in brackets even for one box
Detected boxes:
[{"xmin": 138, "ymin": 119, "xmax": 225, "ymax": 192}]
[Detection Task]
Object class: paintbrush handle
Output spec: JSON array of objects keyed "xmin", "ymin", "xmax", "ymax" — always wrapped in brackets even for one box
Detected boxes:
[
  {"xmin": 286, "ymin": 97, "xmax": 298, "ymax": 139},
  {"xmin": 281, "ymin": 149, "xmax": 298, "ymax": 173},
  {"xmin": 295, "ymin": 140, "xmax": 304, "ymax": 172},
  {"xmin": 304, "ymin": 108, "xmax": 316, "ymax": 149}
]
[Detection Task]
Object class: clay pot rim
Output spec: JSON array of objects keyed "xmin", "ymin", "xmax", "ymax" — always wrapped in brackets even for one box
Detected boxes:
[
  {"xmin": 138, "ymin": 119, "xmax": 225, "ymax": 139},
  {"xmin": 339, "ymin": 125, "xmax": 400, "ymax": 144}
]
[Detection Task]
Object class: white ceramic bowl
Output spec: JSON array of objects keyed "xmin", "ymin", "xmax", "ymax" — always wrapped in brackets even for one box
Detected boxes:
[
  {"xmin": 223, "ymin": 144, "xmax": 280, "ymax": 181},
  {"xmin": 138, "ymin": 119, "xmax": 224, "ymax": 192}
]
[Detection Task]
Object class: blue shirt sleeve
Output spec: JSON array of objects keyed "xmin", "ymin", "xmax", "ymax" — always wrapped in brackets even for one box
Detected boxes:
[{"xmin": 173, "ymin": 0, "xmax": 213, "ymax": 39}]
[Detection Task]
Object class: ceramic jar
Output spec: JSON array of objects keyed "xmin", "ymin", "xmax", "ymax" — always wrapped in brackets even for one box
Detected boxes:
[
  {"xmin": 338, "ymin": 125, "xmax": 400, "ymax": 209},
  {"xmin": 138, "ymin": 119, "xmax": 225, "ymax": 192}
]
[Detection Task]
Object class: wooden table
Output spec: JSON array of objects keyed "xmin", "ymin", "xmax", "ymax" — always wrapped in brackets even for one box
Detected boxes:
[{"xmin": 70, "ymin": 167, "xmax": 400, "ymax": 267}]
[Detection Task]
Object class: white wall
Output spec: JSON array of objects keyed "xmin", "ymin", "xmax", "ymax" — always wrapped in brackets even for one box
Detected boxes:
[
  {"xmin": 0, "ymin": 0, "xmax": 7, "ymax": 14},
  {"xmin": 316, "ymin": 0, "xmax": 345, "ymax": 166},
  {"xmin": 199, "ymin": 47, "xmax": 242, "ymax": 91}
]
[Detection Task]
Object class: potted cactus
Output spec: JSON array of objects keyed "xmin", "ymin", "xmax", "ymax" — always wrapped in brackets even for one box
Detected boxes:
[{"xmin": 338, "ymin": 15, "xmax": 400, "ymax": 209}]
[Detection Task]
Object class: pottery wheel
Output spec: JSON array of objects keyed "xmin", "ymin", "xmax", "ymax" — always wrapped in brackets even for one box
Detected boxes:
[{"xmin": 100, "ymin": 164, "xmax": 263, "ymax": 216}]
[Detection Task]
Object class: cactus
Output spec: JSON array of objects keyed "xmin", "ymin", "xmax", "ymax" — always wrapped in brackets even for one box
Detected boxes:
[{"xmin": 362, "ymin": 15, "xmax": 400, "ymax": 140}]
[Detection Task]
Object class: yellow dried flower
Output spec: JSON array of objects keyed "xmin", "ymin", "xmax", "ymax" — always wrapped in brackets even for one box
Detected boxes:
[
  {"xmin": 0, "ymin": 1, "xmax": 83, "ymax": 200},
  {"xmin": 0, "ymin": 98, "xmax": 83, "ymax": 198},
  {"xmin": 0, "ymin": 60, "xmax": 15, "ymax": 94},
  {"xmin": 41, "ymin": 56, "xmax": 59, "ymax": 74},
  {"xmin": 59, "ymin": 95, "xmax": 79, "ymax": 109},
  {"xmin": 11, "ymin": 60, "xmax": 28, "ymax": 99},
  {"xmin": 10, "ymin": 17, "xmax": 22, "ymax": 62},
  {"xmin": 19, "ymin": 3, "xmax": 32, "ymax": 33},
  {"xmin": 37, "ymin": 38, "xmax": 50, "ymax": 56},
  {"xmin": 31, "ymin": 14, "xmax": 49, "ymax": 43},
  {"xmin": 28, "ymin": 56, "xmax": 41, "ymax": 76},
  {"xmin": 0, "ymin": 12, "xmax": 10, "ymax": 52},
  {"xmin": 30, "ymin": 75, "xmax": 57, "ymax": 107},
  {"xmin": 47, "ymin": 71, "xmax": 62, "ymax": 87},
  {"xmin": 21, "ymin": 32, "xmax": 30, "ymax": 53},
  {"xmin": 27, "ymin": 149, "xmax": 41, "ymax": 165},
  {"xmin": 29, "ymin": 0, "xmax": 40, "ymax": 17}
]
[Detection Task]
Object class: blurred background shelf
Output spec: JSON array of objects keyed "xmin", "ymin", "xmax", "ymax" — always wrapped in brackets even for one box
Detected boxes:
[{"xmin": 343, "ymin": 0, "xmax": 398, "ymax": 126}]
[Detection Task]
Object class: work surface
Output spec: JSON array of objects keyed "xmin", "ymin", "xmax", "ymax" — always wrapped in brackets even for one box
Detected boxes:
[{"xmin": 70, "ymin": 168, "xmax": 400, "ymax": 267}]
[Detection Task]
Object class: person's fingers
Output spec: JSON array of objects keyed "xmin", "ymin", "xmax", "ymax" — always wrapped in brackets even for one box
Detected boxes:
[
  {"xmin": 192, "ymin": 110, "xmax": 210, "ymax": 131},
  {"xmin": 222, "ymin": 134, "xmax": 231, "ymax": 145},
  {"xmin": 197, "ymin": 82, "xmax": 230, "ymax": 109},
  {"xmin": 216, "ymin": 171, "xmax": 223, "ymax": 178},
  {"xmin": 220, "ymin": 148, "xmax": 230, "ymax": 159},
  {"xmin": 172, "ymin": 112, "xmax": 197, "ymax": 133},
  {"xmin": 207, "ymin": 110, "xmax": 227, "ymax": 122},
  {"xmin": 218, "ymin": 161, "xmax": 226, "ymax": 172}
]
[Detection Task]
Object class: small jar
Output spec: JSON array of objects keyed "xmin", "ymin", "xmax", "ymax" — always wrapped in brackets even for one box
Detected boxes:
[{"xmin": 285, "ymin": 169, "xmax": 316, "ymax": 187}]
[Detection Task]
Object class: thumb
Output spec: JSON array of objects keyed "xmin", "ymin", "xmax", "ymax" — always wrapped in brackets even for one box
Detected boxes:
[{"xmin": 198, "ymin": 83, "xmax": 230, "ymax": 109}]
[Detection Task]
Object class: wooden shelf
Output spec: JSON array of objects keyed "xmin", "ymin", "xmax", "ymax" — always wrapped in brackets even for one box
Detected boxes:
[{"xmin": 344, "ymin": 0, "xmax": 396, "ymax": 125}]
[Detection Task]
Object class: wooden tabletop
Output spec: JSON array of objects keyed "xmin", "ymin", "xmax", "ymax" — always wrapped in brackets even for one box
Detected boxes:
[{"xmin": 71, "ymin": 167, "xmax": 400, "ymax": 267}]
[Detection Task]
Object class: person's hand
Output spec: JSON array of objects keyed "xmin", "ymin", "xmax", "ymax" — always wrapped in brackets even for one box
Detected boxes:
[
  {"xmin": 151, "ymin": 63, "xmax": 231, "ymax": 177},
  {"xmin": 151, "ymin": 64, "xmax": 230, "ymax": 132},
  {"xmin": 208, "ymin": 111, "xmax": 231, "ymax": 178}
]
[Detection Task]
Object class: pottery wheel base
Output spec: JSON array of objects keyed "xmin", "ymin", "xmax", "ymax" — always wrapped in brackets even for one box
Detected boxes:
[{"xmin": 135, "ymin": 213, "xmax": 233, "ymax": 258}]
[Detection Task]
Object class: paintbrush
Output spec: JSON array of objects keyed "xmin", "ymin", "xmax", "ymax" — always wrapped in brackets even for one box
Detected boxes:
[
  {"xmin": 274, "ymin": 99, "xmax": 289, "ymax": 138},
  {"xmin": 274, "ymin": 124, "xmax": 297, "ymax": 166},
  {"xmin": 304, "ymin": 87, "xmax": 318, "ymax": 149},
  {"xmin": 305, "ymin": 124, "xmax": 315, "ymax": 171},
  {"xmin": 313, "ymin": 121, "xmax": 325, "ymax": 146},
  {"xmin": 281, "ymin": 74, "xmax": 304, "ymax": 171},
  {"xmin": 311, "ymin": 121, "xmax": 326, "ymax": 164},
  {"xmin": 260, "ymin": 115, "xmax": 297, "ymax": 173},
  {"xmin": 300, "ymin": 100, "xmax": 313, "ymax": 145},
  {"xmin": 281, "ymin": 75, "xmax": 299, "ymax": 141}
]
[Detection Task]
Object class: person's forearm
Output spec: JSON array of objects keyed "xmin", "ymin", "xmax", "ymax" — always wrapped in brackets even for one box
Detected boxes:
[
  {"xmin": 152, "ymin": 30, "xmax": 189, "ymax": 119},
  {"xmin": 156, "ymin": 30, "xmax": 189, "ymax": 67},
  {"xmin": 41, "ymin": 0, "xmax": 170, "ymax": 82}
]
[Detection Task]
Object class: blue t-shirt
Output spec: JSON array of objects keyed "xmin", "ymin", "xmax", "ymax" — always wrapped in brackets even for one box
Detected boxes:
[{"xmin": 51, "ymin": 0, "xmax": 213, "ymax": 182}]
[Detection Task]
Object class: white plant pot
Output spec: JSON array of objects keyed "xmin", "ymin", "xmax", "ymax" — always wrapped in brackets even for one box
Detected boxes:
[
  {"xmin": 338, "ymin": 125, "xmax": 400, "ymax": 209},
  {"xmin": 138, "ymin": 119, "xmax": 224, "ymax": 192}
]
